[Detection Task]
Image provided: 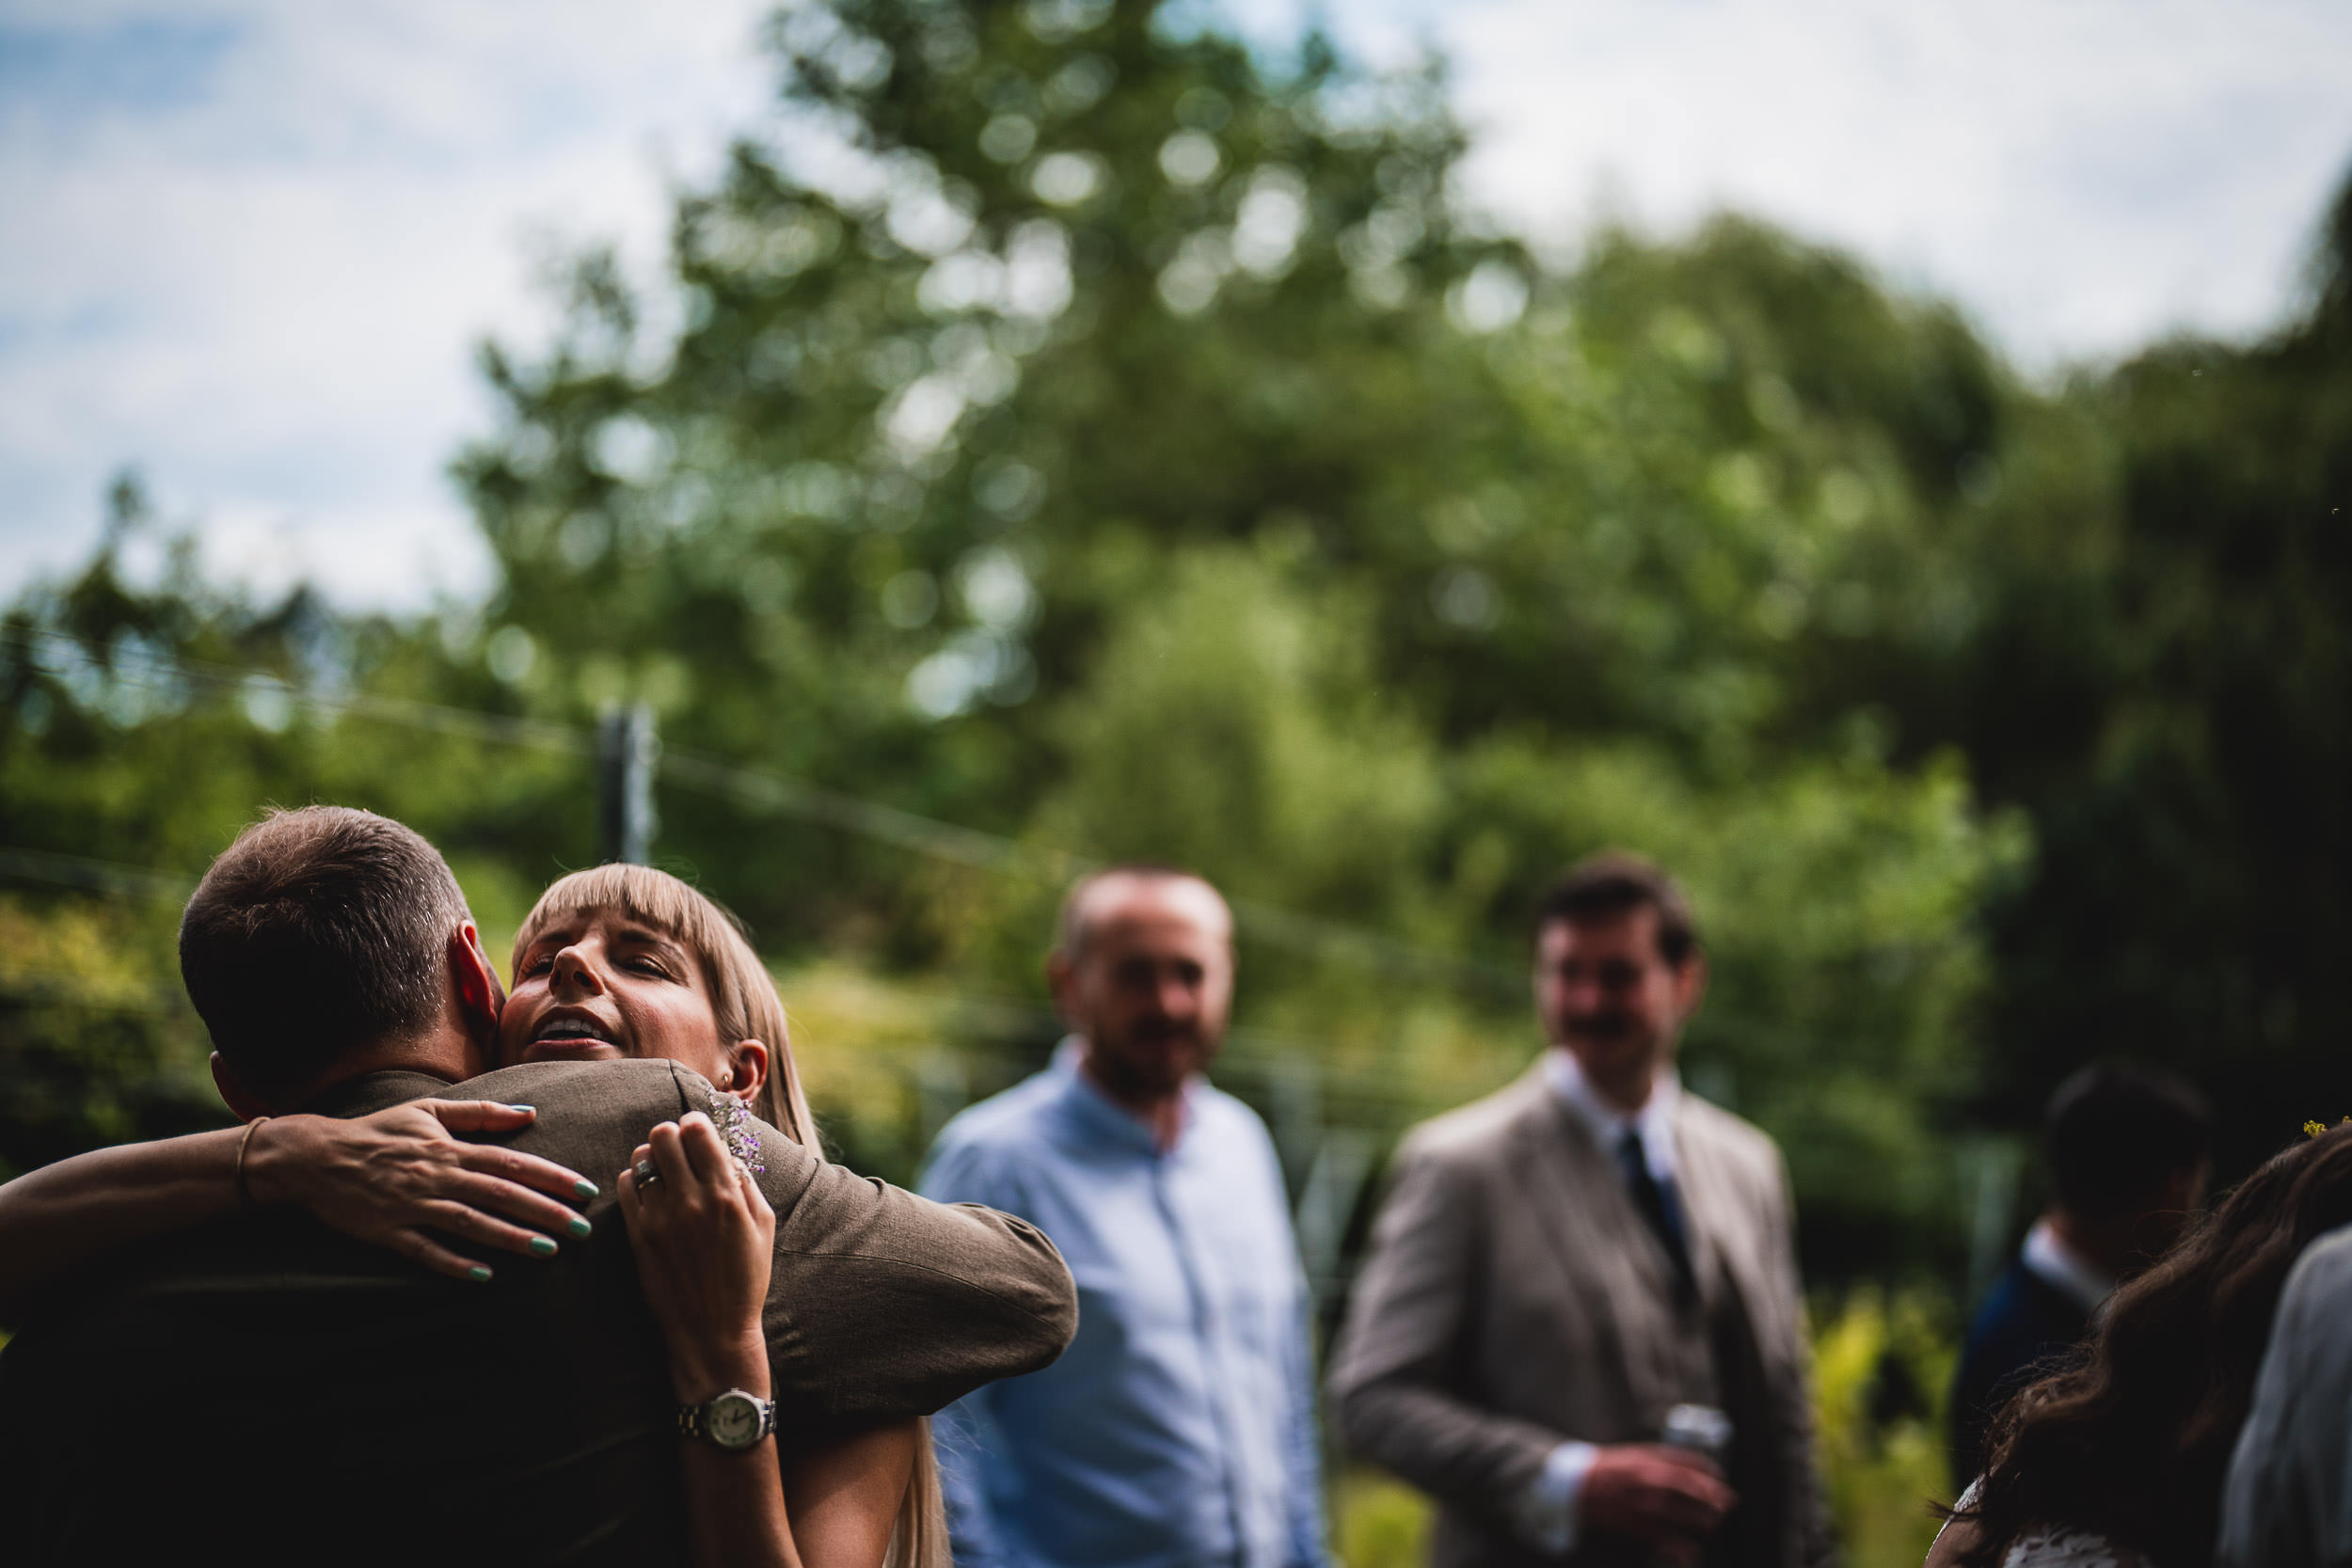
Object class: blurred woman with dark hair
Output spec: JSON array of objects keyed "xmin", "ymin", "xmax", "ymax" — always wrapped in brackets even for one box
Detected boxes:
[{"xmin": 1928, "ymin": 1122, "xmax": 2352, "ymax": 1568}]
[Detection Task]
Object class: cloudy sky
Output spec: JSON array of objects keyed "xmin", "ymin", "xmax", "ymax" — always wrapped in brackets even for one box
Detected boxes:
[{"xmin": 6, "ymin": 0, "xmax": 2351, "ymax": 610}]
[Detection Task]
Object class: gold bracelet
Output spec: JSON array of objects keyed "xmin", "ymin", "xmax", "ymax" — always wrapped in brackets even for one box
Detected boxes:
[{"xmin": 234, "ymin": 1116, "xmax": 274, "ymax": 1206}]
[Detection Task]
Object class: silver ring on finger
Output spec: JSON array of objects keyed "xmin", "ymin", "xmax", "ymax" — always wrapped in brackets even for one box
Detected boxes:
[{"xmin": 633, "ymin": 1159, "xmax": 661, "ymax": 1190}]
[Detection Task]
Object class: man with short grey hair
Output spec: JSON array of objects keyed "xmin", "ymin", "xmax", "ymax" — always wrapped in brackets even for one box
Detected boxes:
[{"xmin": 922, "ymin": 865, "xmax": 1327, "ymax": 1568}]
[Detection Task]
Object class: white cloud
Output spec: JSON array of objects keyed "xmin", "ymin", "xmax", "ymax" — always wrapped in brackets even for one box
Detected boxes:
[
  {"xmin": 193, "ymin": 494, "xmax": 491, "ymax": 609},
  {"xmin": 1420, "ymin": 0, "xmax": 2352, "ymax": 367},
  {"xmin": 0, "ymin": 0, "xmax": 774, "ymax": 610}
]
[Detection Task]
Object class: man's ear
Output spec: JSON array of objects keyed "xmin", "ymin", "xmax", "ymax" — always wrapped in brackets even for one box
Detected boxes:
[
  {"xmin": 724, "ymin": 1038, "xmax": 771, "ymax": 1101},
  {"xmin": 1045, "ymin": 949, "xmax": 1078, "ymax": 1026},
  {"xmin": 1672, "ymin": 951, "xmax": 1709, "ymax": 1019},
  {"xmin": 210, "ymin": 1052, "xmax": 274, "ymax": 1123},
  {"xmin": 449, "ymin": 922, "xmax": 502, "ymax": 1054}
]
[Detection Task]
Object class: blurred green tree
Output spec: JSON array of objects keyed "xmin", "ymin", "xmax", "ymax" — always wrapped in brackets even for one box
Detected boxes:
[
  {"xmin": 438, "ymin": 0, "xmax": 2028, "ymax": 1268},
  {"xmin": 1909, "ymin": 180, "xmax": 2352, "ymax": 1177}
]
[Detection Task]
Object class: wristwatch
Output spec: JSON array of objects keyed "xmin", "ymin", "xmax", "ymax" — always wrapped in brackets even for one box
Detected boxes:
[{"xmin": 677, "ymin": 1388, "xmax": 775, "ymax": 1451}]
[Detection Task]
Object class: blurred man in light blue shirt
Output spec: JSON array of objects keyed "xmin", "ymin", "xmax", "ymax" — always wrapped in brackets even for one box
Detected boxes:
[{"xmin": 920, "ymin": 866, "xmax": 1326, "ymax": 1568}]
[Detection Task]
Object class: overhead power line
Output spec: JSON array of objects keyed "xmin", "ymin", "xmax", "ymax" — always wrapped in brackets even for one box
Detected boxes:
[
  {"xmin": 657, "ymin": 748, "xmax": 1068, "ymax": 880},
  {"xmin": 0, "ymin": 846, "xmax": 198, "ymax": 905},
  {"xmin": 4, "ymin": 626, "xmax": 1520, "ymax": 995}
]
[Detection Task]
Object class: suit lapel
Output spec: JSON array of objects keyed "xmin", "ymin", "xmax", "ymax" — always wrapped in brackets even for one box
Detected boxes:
[
  {"xmin": 1670, "ymin": 1102, "xmax": 1732, "ymax": 1316},
  {"xmin": 1671, "ymin": 1096, "xmax": 1804, "ymax": 1561},
  {"xmin": 1671, "ymin": 1097, "xmax": 1788, "ymax": 1379}
]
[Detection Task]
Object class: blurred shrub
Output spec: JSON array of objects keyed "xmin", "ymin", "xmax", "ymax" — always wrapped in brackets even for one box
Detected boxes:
[
  {"xmin": 1812, "ymin": 1287, "xmax": 1959, "ymax": 1567},
  {"xmin": 1331, "ymin": 1468, "xmax": 1430, "ymax": 1568},
  {"xmin": 0, "ymin": 891, "xmax": 222, "ymax": 1180}
]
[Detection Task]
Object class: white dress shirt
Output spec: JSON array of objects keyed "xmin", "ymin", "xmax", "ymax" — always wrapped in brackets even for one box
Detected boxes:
[
  {"xmin": 2020, "ymin": 1217, "xmax": 2118, "ymax": 1318},
  {"xmin": 1512, "ymin": 1050, "xmax": 1684, "ymax": 1555}
]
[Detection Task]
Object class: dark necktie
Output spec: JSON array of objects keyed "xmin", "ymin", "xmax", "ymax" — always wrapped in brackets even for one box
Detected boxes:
[{"xmin": 1616, "ymin": 1127, "xmax": 1694, "ymax": 1301}]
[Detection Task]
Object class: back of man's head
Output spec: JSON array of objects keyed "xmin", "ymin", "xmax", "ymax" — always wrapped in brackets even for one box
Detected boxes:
[
  {"xmin": 2045, "ymin": 1063, "xmax": 2215, "ymax": 1223},
  {"xmin": 180, "ymin": 805, "xmax": 469, "ymax": 1100}
]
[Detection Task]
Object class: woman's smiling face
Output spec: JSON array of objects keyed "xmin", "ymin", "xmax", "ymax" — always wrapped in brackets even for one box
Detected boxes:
[{"xmin": 501, "ymin": 907, "xmax": 732, "ymax": 1084}]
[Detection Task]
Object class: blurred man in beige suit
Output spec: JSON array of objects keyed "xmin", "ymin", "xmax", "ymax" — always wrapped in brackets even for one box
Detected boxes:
[{"xmin": 1329, "ymin": 853, "xmax": 1830, "ymax": 1568}]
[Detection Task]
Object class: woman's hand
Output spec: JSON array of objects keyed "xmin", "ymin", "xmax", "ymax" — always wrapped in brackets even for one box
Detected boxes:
[
  {"xmin": 618, "ymin": 1111, "xmax": 777, "ymax": 1402},
  {"xmin": 244, "ymin": 1101, "xmax": 598, "ymax": 1282}
]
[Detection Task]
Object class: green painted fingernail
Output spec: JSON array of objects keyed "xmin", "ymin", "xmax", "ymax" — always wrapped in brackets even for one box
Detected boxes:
[
  {"xmin": 467, "ymin": 1265, "xmax": 492, "ymax": 1283},
  {"xmin": 507, "ymin": 1103, "xmax": 535, "ymax": 1114},
  {"xmin": 528, "ymin": 1235, "xmax": 559, "ymax": 1257},
  {"xmin": 566, "ymin": 1215, "xmax": 593, "ymax": 1240},
  {"xmin": 574, "ymin": 1179, "xmax": 600, "ymax": 1199}
]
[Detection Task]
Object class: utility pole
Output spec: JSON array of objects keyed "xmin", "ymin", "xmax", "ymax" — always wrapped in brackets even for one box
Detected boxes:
[{"xmin": 596, "ymin": 703, "xmax": 658, "ymax": 864}]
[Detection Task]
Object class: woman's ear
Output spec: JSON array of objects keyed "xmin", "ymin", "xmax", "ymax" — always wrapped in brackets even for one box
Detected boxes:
[{"xmin": 724, "ymin": 1038, "xmax": 771, "ymax": 1101}]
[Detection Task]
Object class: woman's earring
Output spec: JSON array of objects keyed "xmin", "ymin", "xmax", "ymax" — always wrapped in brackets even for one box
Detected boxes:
[{"xmin": 718, "ymin": 1069, "xmax": 732, "ymax": 1088}]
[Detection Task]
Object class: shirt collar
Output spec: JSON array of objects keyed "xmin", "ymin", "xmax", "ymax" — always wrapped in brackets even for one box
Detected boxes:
[
  {"xmin": 300, "ymin": 1069, "xmax": 454, "ymax": 1119},
  {"xmin": 1052, "ymin": 1036, "xmax": 1196, "ymax": 1157},
  {"xmin": 2022, "ymin": 1217, "xmax": 2118, "ymax": 1316},
  {"xmin": 1545, "ymin": 1048, "xmax": 1679, "ymax": 1181}
]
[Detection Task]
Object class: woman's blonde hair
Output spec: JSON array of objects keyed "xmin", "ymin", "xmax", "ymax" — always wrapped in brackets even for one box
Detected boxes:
[{"xmin": 511, "ymin": 863, "xmax": 944, "ymax": 1568}]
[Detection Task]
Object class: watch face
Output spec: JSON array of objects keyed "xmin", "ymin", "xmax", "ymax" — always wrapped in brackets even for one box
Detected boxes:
[{"xmin": 708, "ymin": 1392, "xmax": 765, "ymax": 1450}]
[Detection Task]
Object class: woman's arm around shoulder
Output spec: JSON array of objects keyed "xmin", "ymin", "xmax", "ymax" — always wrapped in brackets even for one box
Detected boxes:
[{"xmin": 0, "ymin": 1101, "xmax": 596, "ymax": 1323}]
